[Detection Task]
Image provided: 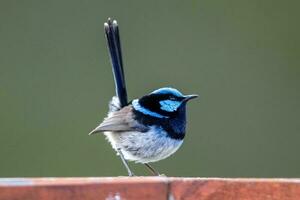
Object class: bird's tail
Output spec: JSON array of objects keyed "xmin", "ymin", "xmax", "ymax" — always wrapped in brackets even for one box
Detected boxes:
[{"xmin": 104, "ymin": 18, "xmax": 128, "ymax": 108}]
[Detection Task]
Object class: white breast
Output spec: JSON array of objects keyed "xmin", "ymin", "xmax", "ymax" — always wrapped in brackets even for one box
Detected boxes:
[{"xmin": 104, "ymin": 126, "xmax": 183, "ymax": 163}]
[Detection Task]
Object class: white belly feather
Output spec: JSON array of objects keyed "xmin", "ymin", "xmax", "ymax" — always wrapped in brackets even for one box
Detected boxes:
[{"xmin": 104, "ymin": 126, "xmax": 183, "ymax": 163}]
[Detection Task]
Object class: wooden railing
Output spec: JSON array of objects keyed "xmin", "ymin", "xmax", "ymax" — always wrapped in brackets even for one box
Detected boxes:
[{"xmin": 0, "ymin": 177, "xmax": 299, "ymax": 200}]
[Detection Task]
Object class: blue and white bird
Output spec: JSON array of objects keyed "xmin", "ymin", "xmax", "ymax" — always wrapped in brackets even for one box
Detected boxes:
[{"xmin": 89, "ymin": 18, "xmax": 198, "ymax": 176}]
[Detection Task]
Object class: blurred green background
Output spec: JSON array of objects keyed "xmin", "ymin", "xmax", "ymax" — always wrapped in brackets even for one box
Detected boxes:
[{"xmin": 0, "ymin": 0, "xmax": 299, "ymax": 177}]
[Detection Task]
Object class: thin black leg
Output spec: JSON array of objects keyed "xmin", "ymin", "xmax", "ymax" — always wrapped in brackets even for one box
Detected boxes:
[
  {"xmin": 144, "ymin": 163, "xmax": 160, "ymax": 176},
  {"xmin": 117, "ymin": 148, "xmax": 134, "ymax": 176}
]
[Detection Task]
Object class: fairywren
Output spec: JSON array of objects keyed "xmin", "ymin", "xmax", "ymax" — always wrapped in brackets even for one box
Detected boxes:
[{"xmin": 89, "ymin": 18, "xmax": 198, "ymax": 176}]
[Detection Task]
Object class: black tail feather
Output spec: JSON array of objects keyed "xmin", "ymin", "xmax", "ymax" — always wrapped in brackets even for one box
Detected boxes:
[{"xmin": 104, "ymin": 18, "xmax": 128, "ymax": 108}]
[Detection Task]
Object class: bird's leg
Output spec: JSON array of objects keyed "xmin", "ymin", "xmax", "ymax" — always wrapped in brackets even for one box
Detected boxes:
[
  {"xmin": 117, "ymin": 148, "xmax": 134, "ymax": 176},
  {"xmin": 144, "ymin": 163, "xmax": 160, "ymax": 176}
]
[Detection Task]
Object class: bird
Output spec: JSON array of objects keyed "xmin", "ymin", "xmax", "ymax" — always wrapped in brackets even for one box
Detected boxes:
[{"xmin": 89, "ymin": 18, "xmax": 198, "ymax": 176}]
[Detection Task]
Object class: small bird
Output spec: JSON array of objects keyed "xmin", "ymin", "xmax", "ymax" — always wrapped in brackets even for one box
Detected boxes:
[{"xmin": 89, "ymin": 18, "xmax": 198, "ymax": 176}]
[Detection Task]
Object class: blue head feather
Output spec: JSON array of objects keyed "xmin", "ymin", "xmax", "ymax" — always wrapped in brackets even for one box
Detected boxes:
[
  {"xmin": 131, "ymin": 87, "xmax": 197, "ymax": 140},
  {"xmin": 151, "ymin": 87, "xmax": 184, "ymax": 97},
  {"xmin": 152, "ymin": 88, "xmax": 185, "ymax": 112},
  {"xmin": 132, "ymin": 99, "xmax": 169, "ymax": 118},
  {"xmin": 159, "ymin": 100, "xmax": 182, "ymax": 112}
]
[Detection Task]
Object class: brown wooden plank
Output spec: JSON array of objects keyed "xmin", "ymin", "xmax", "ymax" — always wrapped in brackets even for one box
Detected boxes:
[
  {"xmin": 0, "ymin": 177, "xmax": 168, "ymax": 200},
  {"xmin": 169, "ymin": 178, "xmax": 300, "ymax": 200},
  {"xmin": 0, "ymin": 178, "xmax": 300, "ymax": 200}
]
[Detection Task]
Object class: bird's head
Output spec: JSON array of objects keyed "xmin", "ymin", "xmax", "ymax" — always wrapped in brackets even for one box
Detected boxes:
[{"xmin": 132, "ymin": 87, "xmax": 198, "ymax": 118}]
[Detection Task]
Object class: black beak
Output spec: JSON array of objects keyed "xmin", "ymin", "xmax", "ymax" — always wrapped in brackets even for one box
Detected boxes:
[{"xmin": 183, "ymin": 94, "xmax": 198, "ymax": 102}]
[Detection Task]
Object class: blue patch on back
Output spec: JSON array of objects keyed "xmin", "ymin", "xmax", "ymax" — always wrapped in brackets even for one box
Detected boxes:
[
  {"xmin": 132, "ymin": 99, "xmax": 169, "ymax": 118},
  {"xmin": 151, "ymin": 87, "xmax": 184, "ymax": 97},
  {"xmin": 159, "ymin": 100, "xmax": 181, "ymax": 112}
]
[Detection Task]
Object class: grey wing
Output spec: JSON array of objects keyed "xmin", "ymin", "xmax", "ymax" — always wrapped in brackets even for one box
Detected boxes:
[{"xmin": 89, "ymin": 105, "xmax": 148, "ymax": 135}]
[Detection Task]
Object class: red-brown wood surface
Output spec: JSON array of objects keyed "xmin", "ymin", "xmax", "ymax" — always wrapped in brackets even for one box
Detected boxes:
[
  {"xmin": 169, "ymin": 178, "xmax": 300, "ymax": 200},
  {"xmin": 0, "ymin": 178, "xmax": 299, "ymax": 200}
]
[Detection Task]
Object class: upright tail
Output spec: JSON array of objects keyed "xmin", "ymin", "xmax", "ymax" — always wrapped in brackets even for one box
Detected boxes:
[{"xmin": 104, "ymin": 18, "xmax": 128, "ymax": 108}]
